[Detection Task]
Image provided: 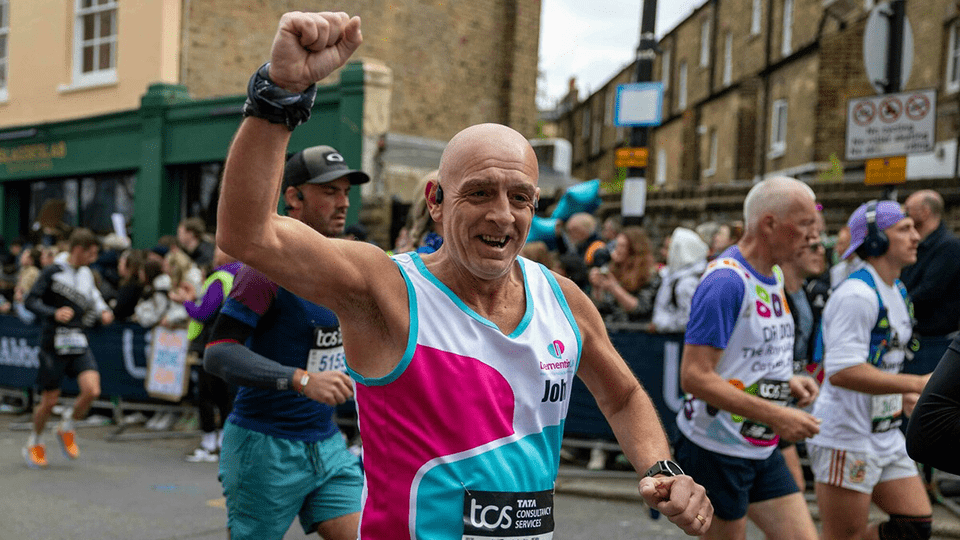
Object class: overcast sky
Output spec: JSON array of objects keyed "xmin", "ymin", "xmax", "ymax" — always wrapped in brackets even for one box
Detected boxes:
[{"xmin": 537, "ymin": 0, "xmax": 705, "ymax": 110}]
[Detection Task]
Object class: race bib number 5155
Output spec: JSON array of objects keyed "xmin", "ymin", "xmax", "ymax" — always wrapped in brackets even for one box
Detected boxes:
[{"xmin": 306, "ymin": 326, "xmax": 346, "ymax": 373}]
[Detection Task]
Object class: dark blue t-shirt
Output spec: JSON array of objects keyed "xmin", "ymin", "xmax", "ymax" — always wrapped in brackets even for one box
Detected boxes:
[{"xmin": 220, "ymin": 265, "xmax": 343, "ymax": 442}]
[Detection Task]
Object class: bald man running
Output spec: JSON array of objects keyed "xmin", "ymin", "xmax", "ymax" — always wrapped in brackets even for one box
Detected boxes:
[{"xmin": 216, "ymin": 10, "xmax": 712, "ymax": 540}]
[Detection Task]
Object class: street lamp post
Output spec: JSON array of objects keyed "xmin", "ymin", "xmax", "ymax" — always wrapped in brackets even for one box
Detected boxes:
[{"xmin": 624, "ymin": 0, "xmax": 658, "ymax": 226}]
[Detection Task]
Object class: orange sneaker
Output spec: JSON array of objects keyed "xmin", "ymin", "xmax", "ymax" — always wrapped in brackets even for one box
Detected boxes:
[
  {"xmin": 22, "ymin": 443, "xmax": 48, "ymax": 469},
  {"xmin": 57, "ymin": 429, "xmax": 79, "ymax": 460}
]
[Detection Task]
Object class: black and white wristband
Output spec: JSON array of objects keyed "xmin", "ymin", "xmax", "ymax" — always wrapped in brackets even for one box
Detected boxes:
[{"xmin": 242, "ymin": 62, "xmax": 317, "ymax": 131}]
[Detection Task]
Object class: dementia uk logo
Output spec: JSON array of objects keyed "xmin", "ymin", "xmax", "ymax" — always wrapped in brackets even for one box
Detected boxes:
[{"xmin": 546, "ymin": 340, "xmax": 564, "ymax": 359}]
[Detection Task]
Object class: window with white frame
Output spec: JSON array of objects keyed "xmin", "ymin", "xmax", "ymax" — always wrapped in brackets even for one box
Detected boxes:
[
  {"xmin": 703, "ymin": 128, "xmax": 718, "ymax": 177},
  {"xmin": 770, "ymin": 99, "xmax": 788, "ymax": 156},
  {"xmin": 723, "ymin": 32, "xmax": 733, "ymax": 86},
  {"xmin": 73, "ymin": 0, "xmax": 118, "ymax": 87},
  {"xmin": 679, "ymin": 61, "xmax": 688, "ymax": 109},
  {"xmin": 661, "ymin": 48, "xmax": 671, "ymax": 89},
  {"xmin": 946, "ymin": 20, "xmax": 960, "ymax": 93},
  {"xmin": 700, "ymin": 20, "xmax": 710, "ymax": 67},
  {"xmin": 751, "ymin": 0, "xmax": 762, "ymax": 35},
  {"xmin": 656, "ymin": 147, "xmax": 667, "ymax": 185},
  {"xmin": 0, "ymin": 0, "xmax": 8, "ymax": 101},
  {"xmin": 782, "ymin": 0, "xmax": 793, "ymax": 56}
]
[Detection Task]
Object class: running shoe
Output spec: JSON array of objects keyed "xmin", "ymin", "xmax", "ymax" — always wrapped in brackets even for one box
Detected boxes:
[
  {"xmin": 185, "ymin": 447, "xmax": 219, "ymax": 463},
  {"xmin": 57, "ymin": 429, "xmax": 80, "ymax": 460},
  {"xmin": 22, "ymin": 443, "xmax": 48, "ymax": 469}
]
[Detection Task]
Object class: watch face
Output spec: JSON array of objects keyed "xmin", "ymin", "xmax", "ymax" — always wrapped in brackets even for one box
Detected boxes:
[
  {"xmin": 647, "ymin": 460, "xmax": 684, "ymax": 477},
  {"xmin": 664, "ymin": 461, "xmax": 684, "ymax": 476}
]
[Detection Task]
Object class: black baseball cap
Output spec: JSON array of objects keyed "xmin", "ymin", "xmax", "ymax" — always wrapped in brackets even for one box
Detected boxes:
[{"xmin": 282, "ymin": 145, "xmax": 370, "ymax": 191}]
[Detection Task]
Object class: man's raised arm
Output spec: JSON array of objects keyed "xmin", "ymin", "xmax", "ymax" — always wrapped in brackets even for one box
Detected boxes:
[{"xmin": 217, "ymin": 12, "xmax": 369, "ymax": 307}]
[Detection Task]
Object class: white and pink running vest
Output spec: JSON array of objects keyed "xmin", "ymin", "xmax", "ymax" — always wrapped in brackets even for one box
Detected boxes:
[
  {"xmin": 676, "ymin": 257, "xmax": 795, "ymax": 460},
  {"xmin": 348, "ymin": 253, "xmax": 581, "ymax": 540}
]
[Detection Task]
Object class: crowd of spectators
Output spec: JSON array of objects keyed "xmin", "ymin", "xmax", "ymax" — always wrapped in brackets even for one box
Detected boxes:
[{"xmin": 4, "ymin": 188, "xmax": 957, "ymax": 475}]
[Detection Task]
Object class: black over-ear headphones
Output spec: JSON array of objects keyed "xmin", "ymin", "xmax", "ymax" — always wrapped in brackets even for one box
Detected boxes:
[{"xmin": 861, "ymin": 199, "xmax": 890, "ymax": 257}]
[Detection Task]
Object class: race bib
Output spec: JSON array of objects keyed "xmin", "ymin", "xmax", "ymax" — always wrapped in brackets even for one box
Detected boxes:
[
  {"xmin": 738, "ymin": 378, "xmax": 790, "ymax": 446},
  {"xmin": 871, "ymin": 394, "xmax": 902, "ymax": 433},
  {"xmin": 54, "ymin": 327, "xmax": 88, "ymax": 356},
  {"xmin": 306, "ymin": 326, "xmax": 346, "ymax": 373},
  {"xmin": 462, "ymin": 489, "xmax": 554, "ymax": 540}
]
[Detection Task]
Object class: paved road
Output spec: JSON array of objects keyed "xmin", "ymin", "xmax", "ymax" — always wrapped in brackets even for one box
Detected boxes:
[
  {"xmin": 3, "ymin": 411, "xmax": 958, "ymax": 539},
  {"xmin": 0, "ymin": 412, "xmax": 727, "ymax": 540}
]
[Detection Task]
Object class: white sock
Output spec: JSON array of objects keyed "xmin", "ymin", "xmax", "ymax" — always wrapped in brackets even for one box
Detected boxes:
[
  {"xmin": 27, "ymin": 431, "xmax": 42, "ymax": 447},
  {"xmin": 61, "ymin": 407, "xmax": 75, "ymax": 431},
  {"xmin": 201, "ymin": 431, "xmax": 218, "ymax": 452}
]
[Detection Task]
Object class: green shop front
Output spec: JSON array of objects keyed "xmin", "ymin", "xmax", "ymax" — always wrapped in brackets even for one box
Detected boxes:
[{"xmin": 0, "ymin": 63, "xmax": 366, "ymax": 248}]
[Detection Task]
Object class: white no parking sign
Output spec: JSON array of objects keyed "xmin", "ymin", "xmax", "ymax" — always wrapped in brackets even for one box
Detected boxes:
[{"xmin": 845, "ymin": 89, "xmax": 936, "ymax": 160}]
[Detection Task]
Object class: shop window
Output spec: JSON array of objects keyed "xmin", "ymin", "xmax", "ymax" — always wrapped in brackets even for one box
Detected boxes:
[
  {"xmin": 72, "ymin": 0, "xmax": 118, "ymax": 88},
  {"xmin": 172, "ymin": 163, "xmax": 223, "ymax": 232},
  {"xmin": 28, "ymin": 174, "xmax": 135, "ymax": 242}
]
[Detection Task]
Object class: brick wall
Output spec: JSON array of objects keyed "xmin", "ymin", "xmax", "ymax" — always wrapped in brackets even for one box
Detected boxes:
[{"xmin": 181, "ymin": 0, "xmax": 541, "ymax": 140}]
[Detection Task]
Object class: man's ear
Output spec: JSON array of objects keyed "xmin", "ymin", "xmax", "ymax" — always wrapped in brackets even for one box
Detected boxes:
[
  {"xmin": 426, "ymin": 180, "xmax": 443, "ymax": 221},
  {"xmin": 425, "ymin": 180, "xmax": 441, "ymax": 205},
  {"xmin": 282, "ymin": 186, "xmax": 300, "ymax": 213},
  {"xmin": 759, "ymin": 213, "xmax": 777, "ymax": 237}
]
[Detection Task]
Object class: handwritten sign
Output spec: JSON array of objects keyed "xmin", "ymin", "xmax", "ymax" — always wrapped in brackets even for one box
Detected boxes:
[{"xmin": 145, "ymin": 328, "xmax": 190, "ymax": 401}]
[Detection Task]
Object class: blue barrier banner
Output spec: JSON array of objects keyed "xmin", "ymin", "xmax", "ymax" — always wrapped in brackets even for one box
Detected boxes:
[
  {"xmin": 565, "ymin": 331, "xmax": 685, "ymax": 442},
  {"xmin": 0, "ymin": 315, "xmax": 685, "ymax": 441},
  {"xmin": 0, "ymin": 315, "xmax": 153, "ymax": 401}
]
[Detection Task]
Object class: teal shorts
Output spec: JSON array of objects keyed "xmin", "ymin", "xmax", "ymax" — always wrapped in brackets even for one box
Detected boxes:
[{"xmin": 219, "ymin": 421, "xmax": 363, "ymax": 539}]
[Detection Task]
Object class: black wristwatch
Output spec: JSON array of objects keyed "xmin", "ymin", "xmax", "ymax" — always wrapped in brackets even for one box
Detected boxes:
[{"xmin": 643, "ymin": 460, "xmax": 685, "ymax": 478}]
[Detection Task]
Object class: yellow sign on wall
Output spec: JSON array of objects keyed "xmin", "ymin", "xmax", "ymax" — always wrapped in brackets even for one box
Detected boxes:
[
  {"xmin": 615, "ymin": 147, "xmax": 648, "ymax": 168},
  {"xmin": 864, "ymin": 156, "xmax": 906, "ymax": 185}
]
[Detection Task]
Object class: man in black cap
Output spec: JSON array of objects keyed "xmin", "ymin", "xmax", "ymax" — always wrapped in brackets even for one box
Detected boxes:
[
  {"xmin": 201, "ymin": 145, "xmax": 369, "ymax": 540},
  {"xmin": 280, "ymin": 145, "xmax": 369, "ymax": 237}
]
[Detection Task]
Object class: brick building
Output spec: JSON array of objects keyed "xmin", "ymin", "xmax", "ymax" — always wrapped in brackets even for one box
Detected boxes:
[
  {"xmin": 549, "ymin": 0, "xmax": 960, "ymax": 238},
  {"xmin": 0, "ymin": 0, "xmax": 542, "ymax": 246}
]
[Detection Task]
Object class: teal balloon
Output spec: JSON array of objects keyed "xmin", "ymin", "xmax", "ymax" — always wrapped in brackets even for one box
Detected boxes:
[
  {"xmin": 527, "ymin": 216, "xmax": 559, "ymax": 244},
  {"xmin": 551, "ymin": 179, "xmax": 601, "ymax": 221}
]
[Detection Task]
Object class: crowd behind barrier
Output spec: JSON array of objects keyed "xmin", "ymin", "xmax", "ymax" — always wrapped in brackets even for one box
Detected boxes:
[{"xmin": 0, "ymin": 314, "xmax": 683, "ymax": 443}]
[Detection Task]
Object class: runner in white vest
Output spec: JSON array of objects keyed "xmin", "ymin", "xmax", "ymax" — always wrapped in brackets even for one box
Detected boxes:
[
  {"xmin": 214, "ymin": 11, "xmax": 713, "ymax": 538},
  {"xmin": 676, "ymin": 177, "xmax": 821, "ymax": 540},
  {"xmin": 808, "ymin": 200, "xmax": 932, "ymax": 540}
]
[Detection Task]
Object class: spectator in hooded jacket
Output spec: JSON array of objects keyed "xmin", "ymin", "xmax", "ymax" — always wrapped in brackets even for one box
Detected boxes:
[{"xmin": 651, "ymin": 228, "xmax": 709, "ymax": 334}]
